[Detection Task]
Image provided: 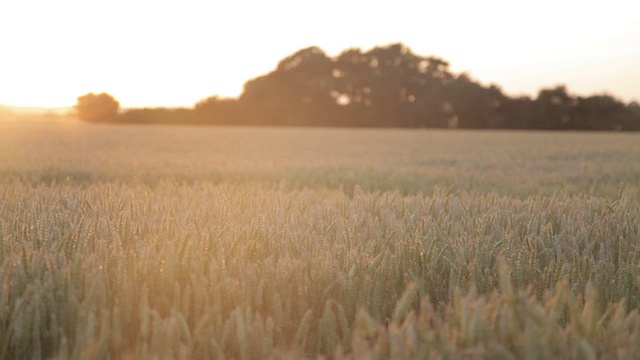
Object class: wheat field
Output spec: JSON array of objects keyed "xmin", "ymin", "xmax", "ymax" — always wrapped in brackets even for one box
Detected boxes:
[{"xmin": 1, "ymin": 120, "xmax": 640, "ymax": 359}]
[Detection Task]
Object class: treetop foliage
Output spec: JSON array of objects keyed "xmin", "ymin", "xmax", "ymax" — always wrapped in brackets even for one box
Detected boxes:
[
  {"xmin": 77, "ymin": 43, "xmax": 640, "ymax": 130},
  {"xmin": 75, "ymin": 92, "xmax": 119, "ymax": 122}
]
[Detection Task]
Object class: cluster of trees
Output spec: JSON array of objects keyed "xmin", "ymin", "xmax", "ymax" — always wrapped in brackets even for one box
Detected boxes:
[{"xmin": 75, "ymin": 43, "xmax": 640, "ymax": 131}]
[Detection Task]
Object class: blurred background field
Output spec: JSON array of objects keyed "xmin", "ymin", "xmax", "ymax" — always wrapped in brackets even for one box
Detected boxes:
[{"xmin": 1, "ymin": 120, "xmax": 639, "ymax": 197}]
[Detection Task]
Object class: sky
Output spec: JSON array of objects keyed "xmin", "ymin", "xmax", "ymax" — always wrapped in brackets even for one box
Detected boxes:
[{"xmin": 0, "ymin": 0, "xmax": 639, "ymax": 108}]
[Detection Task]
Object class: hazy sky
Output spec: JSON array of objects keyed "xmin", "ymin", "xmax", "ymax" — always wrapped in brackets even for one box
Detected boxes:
[{"xmin": 1, "ymin": 0, "xmax": 638, "ymax": 108}]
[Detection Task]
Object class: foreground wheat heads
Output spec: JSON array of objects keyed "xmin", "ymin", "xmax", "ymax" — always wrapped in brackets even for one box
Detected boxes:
[{"xmin": 1, "ymin": 181, "xmax": 639, "ymax": 359}]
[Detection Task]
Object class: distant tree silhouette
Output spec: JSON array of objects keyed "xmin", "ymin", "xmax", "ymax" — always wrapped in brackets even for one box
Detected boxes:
[
  {"xmin": 626, "ymin": 102, "xmax": 640, "ymax": 131},
  {"xmin": 500, "ymin": 96, "xmax": 535, "ymax": 129},
  {"xmin": 531, "ymin": 86, "xmax": 575, "ymax": 129},
  {"xmin": 527, "ymin": 88, "xmax": 636, "ymax": 130},
  {"xmin": 572, "ymin": 95, "xmax": 628, "ymax": 130},
  {"xmin": 233, "ymin": 45, "xmax": 640, "ymax": 130},
  {"xmin": 241, "ymin": 46, "xmax": 337, "ymax": 126},
  {"xmin": 115, "ymin": 107, "xmax": 193, "ymax": 124},
  {"xmin": 445, "ymin": 75, "xmax": 507, "ymax": 129},
  {"xmin": 75, "ymin": 93, "xmax": 119, "ymax": 122},
  {"xmin": 333, "ymin": 44, "xmax": 454, "ymax": 127},
  {"xmin": 194, "ymin": 96, "xmax": 243, "ymax": 124},
  {"xmin": 76, "ymin": 43, "xmax": 640, "ymax": 131},
  {"xmin": 238, "ymin": 43, "xmax": 462, "ymax": 127}
]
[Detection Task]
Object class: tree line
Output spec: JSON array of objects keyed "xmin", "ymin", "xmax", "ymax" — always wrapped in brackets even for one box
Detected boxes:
[{"xmin": 76, "ymin": 43, "xmax": 640, "ymax": 131}]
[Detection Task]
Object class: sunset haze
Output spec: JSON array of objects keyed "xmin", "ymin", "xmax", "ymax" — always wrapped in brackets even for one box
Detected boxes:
[{"xmin": 1, "ymin": 0, "xmax": 638, "ymax": 108}]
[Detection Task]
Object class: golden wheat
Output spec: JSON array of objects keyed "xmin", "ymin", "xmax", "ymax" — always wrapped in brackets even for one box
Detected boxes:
[{"xmin": 0, "ymin": 121, "xmax": 639, "ymax": 358}]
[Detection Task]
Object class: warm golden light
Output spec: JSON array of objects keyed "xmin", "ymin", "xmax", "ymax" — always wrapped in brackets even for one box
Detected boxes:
[{"xmin": 0, "ymin": 0, "xmax": 638, "ymax": 109}]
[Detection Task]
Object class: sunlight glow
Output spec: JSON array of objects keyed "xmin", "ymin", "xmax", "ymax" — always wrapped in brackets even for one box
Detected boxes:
[{"xmin": 0, "ymin": 0, "xmax": 638, "ymax": 108}]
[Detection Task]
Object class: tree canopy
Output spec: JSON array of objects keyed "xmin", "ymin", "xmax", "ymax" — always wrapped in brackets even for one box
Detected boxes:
[
  {"xmin": 75, "ymin": 93, "xmax": 120, "ymax": 122},
  {"xmin": 83, "ymin": 44, "xmax": 640, "ymax": 131}
]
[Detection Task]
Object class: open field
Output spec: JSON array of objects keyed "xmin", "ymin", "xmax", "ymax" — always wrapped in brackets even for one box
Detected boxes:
[
  {"xmin": 1, "ymin": 120, "xmax": 640, "ymax": 358},
  {"xmin": 2, "ymin": 120, "xmax": 640, "ymax": 197}
]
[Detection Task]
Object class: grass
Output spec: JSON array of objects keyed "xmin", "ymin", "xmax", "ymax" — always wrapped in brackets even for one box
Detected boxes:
[{"xmin": 1, "ymin": 119, "xmax": 640, "ymax": 358}]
